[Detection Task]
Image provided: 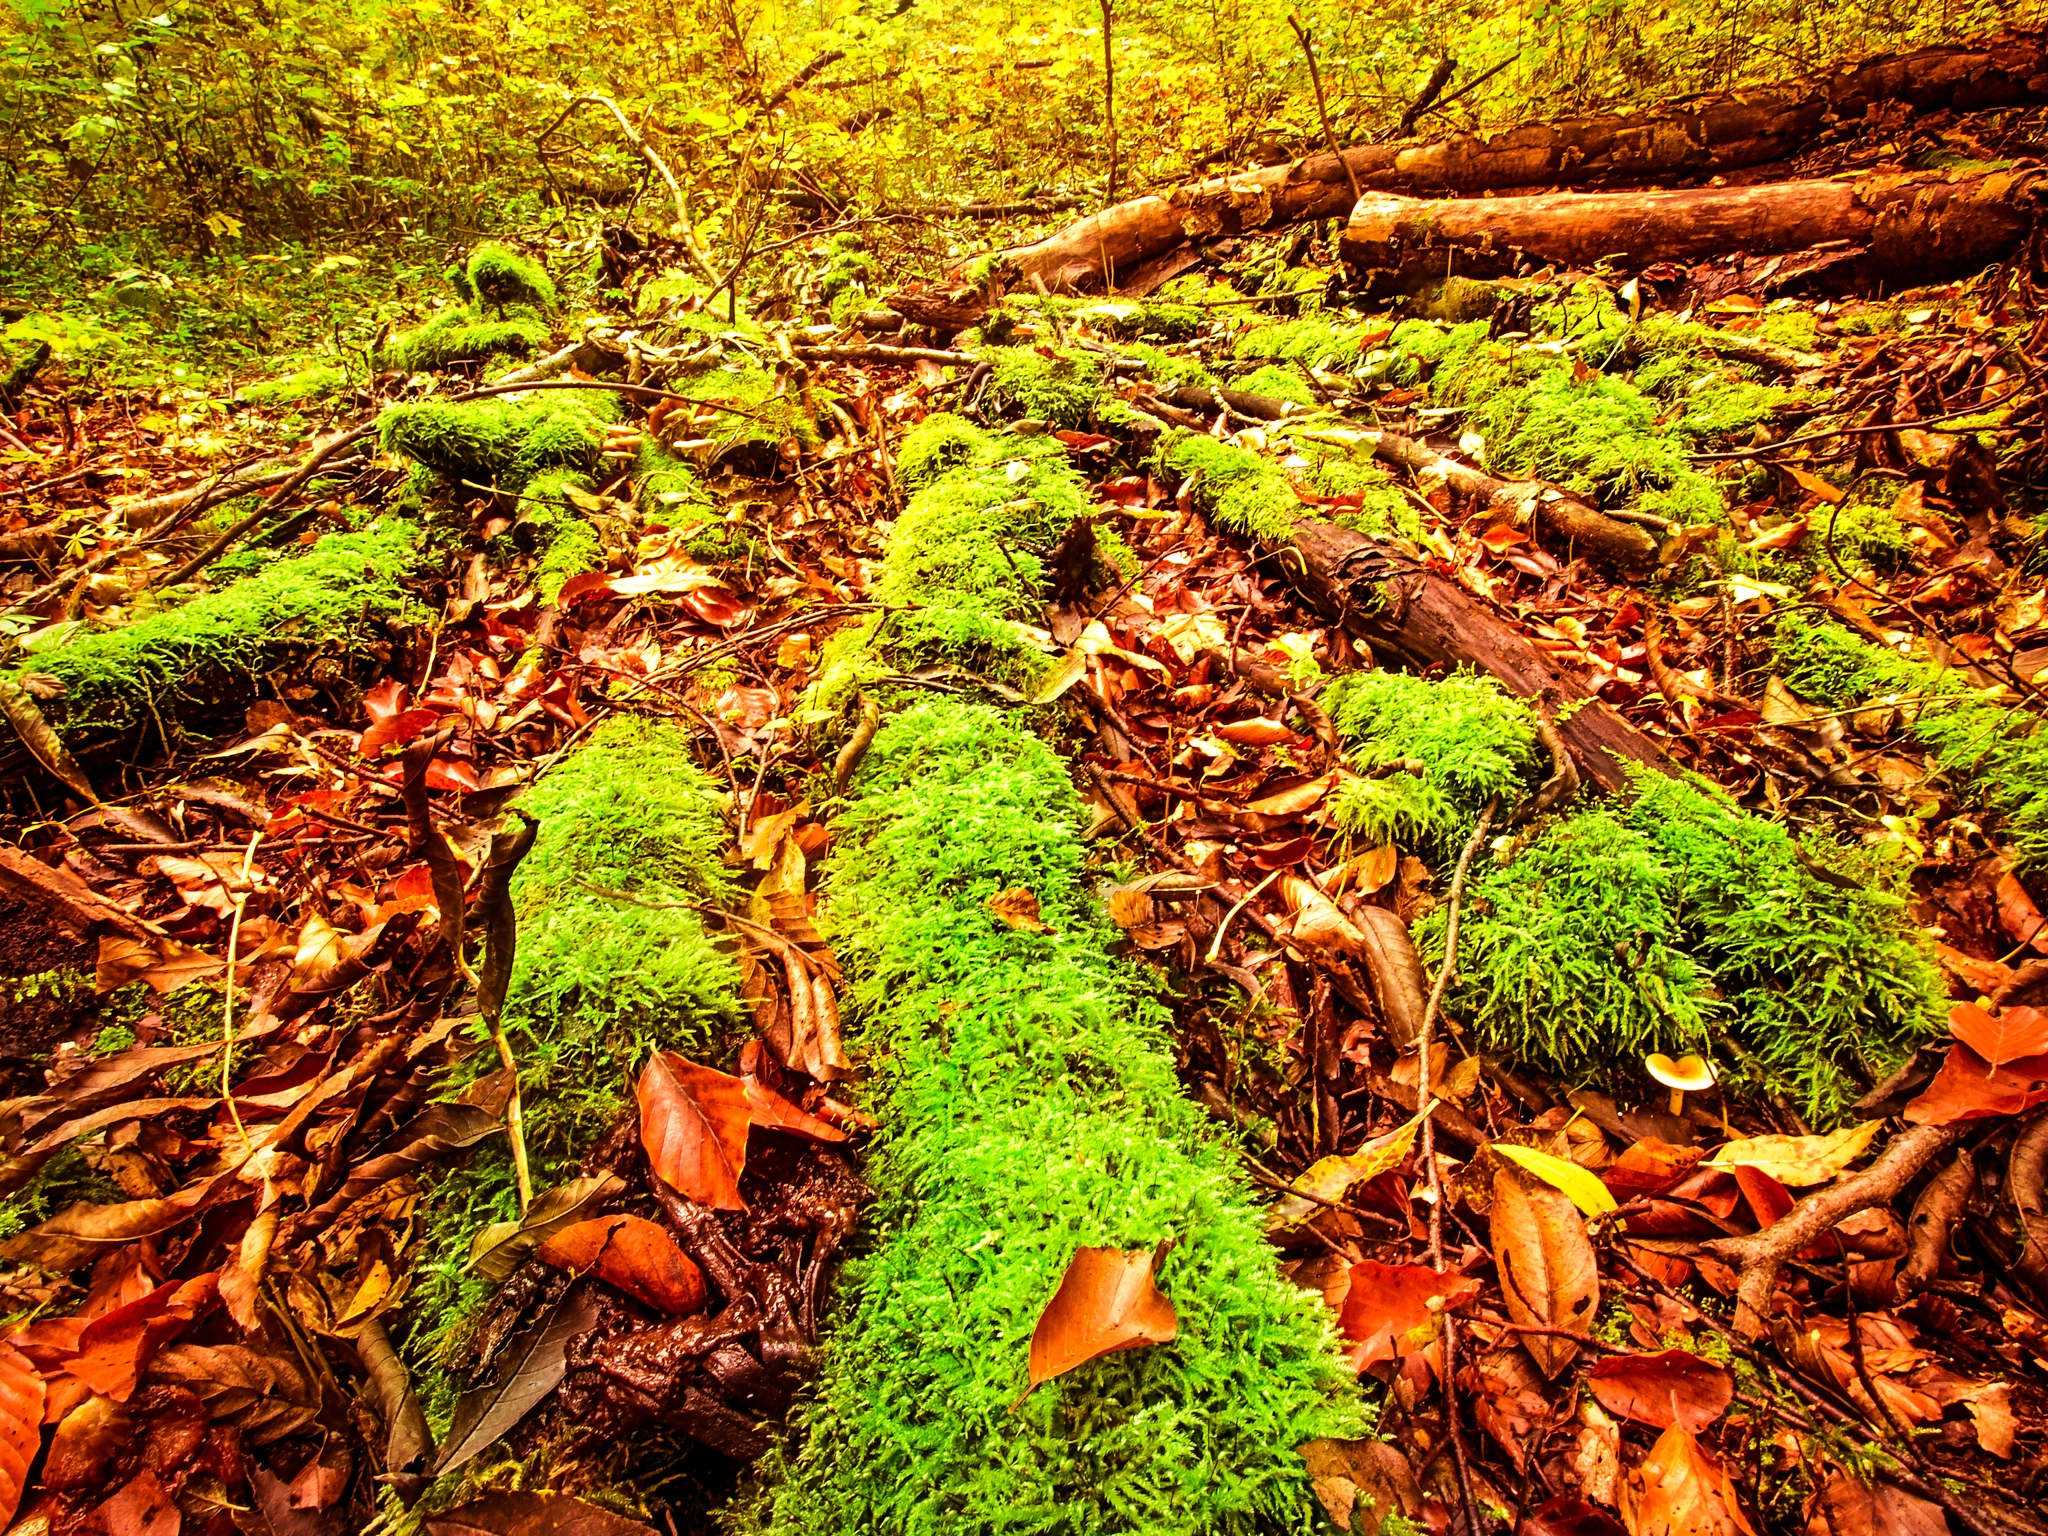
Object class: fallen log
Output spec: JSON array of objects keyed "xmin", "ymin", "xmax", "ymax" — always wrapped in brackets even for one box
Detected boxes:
[
  {"xmin": 995, "ymin": 30, "xmax": 2048, "ymax": 289},
  {"xmin": 1340, "ymin": 166, "xmax": 2046, "ymax": 294}
]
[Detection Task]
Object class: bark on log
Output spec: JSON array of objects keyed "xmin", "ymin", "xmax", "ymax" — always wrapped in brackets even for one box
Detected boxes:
[
  {"xmin": 1340, "ymin": 167, "xmax": 2045, "ymax": 294},
  {"xmin": 1279, "ymin": 517, "xmax": 1675, "ymax": 794},
  {"xmin": 995, "ymin": 31, "xmax": 2048, "ymax": 290}
]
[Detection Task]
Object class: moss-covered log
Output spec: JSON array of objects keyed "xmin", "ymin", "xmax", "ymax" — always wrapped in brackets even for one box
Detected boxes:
[
  {"xmin": 751, "ymin": 426, "xmax": 1361, "ymax": 1533},
  {"xmin": 15, "ymin": 520, "xmax": 420, "ymax": 746},
  {"xmin": 1339, "ymin": 167, "xmax": 2045, "ymax": 295},
  {"xmin": 996, "ymin": 31, "xmax": 2048, "ymax": 288}
]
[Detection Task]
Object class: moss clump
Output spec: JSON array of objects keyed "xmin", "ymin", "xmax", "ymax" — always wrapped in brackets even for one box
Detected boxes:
[
  {"xmin": 633, "ymin": 438, "xmax": 716, "ymax": 518},
  {"xmin": 240, "ymin": 363, "xmax": 349, "ymax": 407},
  {"xmin": 1756, "ymin": 310, "xmax": 1821, "ymax": 353},
  {"xmin": 1006, "ymin": 294, "xmax": 1206, "ymax": 341},
  {"xmin": 1238, "ymin": 364, "xmax": 1315, "ymax": 406},
  {"xmin": 381, "ymin": 310, "xmax": 552, "ymax": 372},
  {"xmin": 744, "ymin": 699, "xmax": 1361, "ymax": 1536},
  {"xmin": 895, "ymin": 412, "xmax": 991, "ymax": 493},
  {"xmin": 671, "ymin": 362, "xmax": 819, "ymax": 457},
  {"xmin": 25, "ymin": 521, "xmax": 419, "ymax": 739},
  {"xmin": 1436, "ymin": 768, "xmax": 1945, "ymax": 1123},
  {"xmin": 1231, "ymin": 315, "xmax": 1364, "ymax": 369},
  {"xmin": 466, "ymin": 242, "xmax": 557, "ymax": 312},
  {"xmin": 1773, "ymin": 616, "xmax": 2048, "ymax": 868},
  {"xmin": 1326, "ymin": 671, "xmax": 1541, "ymax": 847},
  {"xmin": 1120, "ymin": 343, "xmax": 1216, "ymax": 392},
  {"xmin": 407, "ymin": 716, "xmax": 741, "ymax": 1422},
  {"xmin": 1152, "ymin": 431, "xmax": 1305, "ymax": 543},
  {"xmin": 377, "ymin": 389, "xmax": 620, "ymax": 488},
  {"xmin": 984, "ymin": 345, "xmax": 1110, "ymax": 429}
]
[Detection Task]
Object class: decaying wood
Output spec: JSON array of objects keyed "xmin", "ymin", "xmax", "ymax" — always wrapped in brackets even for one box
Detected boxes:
[
  {"xmin": 1340, "ymin": 167, "xmax": 2045, "ymax": 294},
  {"xmin": 1279, "ymin": 517, "xmax": 1675, "ymax": 794},
  {"xmin": 996, "ymin": 31, "xmax": 2048, "ymax": 289}
]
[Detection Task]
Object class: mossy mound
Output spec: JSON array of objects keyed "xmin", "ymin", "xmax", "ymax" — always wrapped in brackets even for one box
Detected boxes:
[
  {"xmin": 1231, "ymin": 315, "xmax": 1365, "ymax": 369},
  {"xmin": 743, "ymin": 699, "xmax": 1362, "ymax": 1536},
  {"xmin": 406, "ymin": 716, "xmax": 741, "ymax": 1421},
  {"xmin": 24, "ymin": 521, "xmax": 420, "ymax": 739},
  {"xmin": 983, "ymin": 345, "xmax": 1112, "ymax": 429},
  {"xmin": 1326, "ymin": 670, "xmax": 1542, "ymax": 847},
  {"xmin": 465, "ymin": 241, "xmax": 557, "ymax": 312},
  {"xmin": 1238, "ymin": 363, "xmax": 1315, "ymax": 405},
  {"xmin": 1435, "ymin": 767, "xmax": 1944, "ymax": 1124},
  {"xmin": 1773, "ymin": 616, "xmax": 2048, "ymax": 869},
  {"xmin": 239, "ymin": 363, "xmax": 350, "ymax": 407},
  {"xmin": 1154, "ymin": 430, "xmax": 1420, "ymax": 544},
  {"xmin": 1005, "ymin": 293, "xmax": 1207, "ymax": 342},
  {"xmin": 669, "ymin": 361, "xmax": 819, "ymax": 461},
  {"xmin": 381, "ymin": 311, "xmax": 553, "ymax": 372},
  {"xmin": 377, "ymin": 389, "xmax": 621, "ymax": 488}
]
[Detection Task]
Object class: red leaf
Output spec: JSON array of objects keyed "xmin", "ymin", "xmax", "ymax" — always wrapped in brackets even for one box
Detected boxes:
[
  {"xmin": 1024, "ymin": 1244, "xmax": 1177, "ymax": 1398},
  {"xmin": 360, "ymin": 707, "xmax": 442, "ymax": 756},
  {"xmin": 1621, "ymin": 1423, "xmax": 1756, "ymax": 1536},
  {"xmin": 1996, "ymin": 873, "xmax": 2048, "ymax": 953},
  {"xmin": 637, "ymin": 1053, "xmax": 750, "ymax": 1211},
  {"xmin": 555, "ymin": 571, "xmax": 614, "ymax": 607},
  {"xmin": 1334, "ymin": 1261, "xmax": 1479, "ymax": 1369},
  {"xmin": 68, "ymin": 1273, "xmax": 217, "ymax": 1400},
  {"xmin": 425, "ymin": 757, "xmax": 481, "ymax": 793},
  {"xmin": 363, "ymin": 678, "xmax": 409, "ymax": 725},
  {"xmin": 0, "ymin": 1343, "xmax": 42, "ymax": 1527},
  {"xmin": 98, "ymin": 1468, "xmax": 180, "ymax": 1536},
  {"xmin": 680, "ymin": 587, "xmax": 751, "ymax": 627},
  {"xmin": 742, "ymin": 1077, "xmax": 848, "ymax": 1143},
  {"xmin": 1601, "ymin": 1141, "xmax": 1706, "ymax": 1201},
  {"xmin": 1948, "ymin": 1002, "xmax": 2048, "ymax": 1071},
  {"xmin": 1587, "ymin": 1349, "xmax": 1734, "ymax": 1432},
  {"xmin": 1903, "ymin": 1043, "xmax": 2048, "ymax": 1125},
  {"xmin": 1729, "ymin": 1165, "xmax": 1794, "ymax": 1230},
  {"xmin": 535, "ymin": 1215, "xmax": 708, "ymax": 1316}
]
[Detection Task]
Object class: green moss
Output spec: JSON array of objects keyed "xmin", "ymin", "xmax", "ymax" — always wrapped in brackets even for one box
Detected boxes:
[
  {"xmin": 407, "ymin": 716, "xmax": 742, "ymax": 1424},
  {"xmin": 1325, "ymin": 671, "xmax": 1540, "ymax": 847},
  {"xmin": 896, "ymin": 412, "xmax": 993, "ymax": 493},
  {"xmin": 1152, "ymin": 431, "xmax": 1305, "ymax": 543},
  {"xmin": 1007, "ymin": 294, "xmax": 1206, "ymax": 342},
  {"xmin": 1231, "ymin": 315, "xmax": 1364, "ymax": 369},
  {"xmin": 25, "ymin": 521, "xmax": 419, "ymax": 738},
  {"xmin": 672, "ymin": 362, "xmax": 818, "ymax": 453},
  {"xmin": 466, "ymin": 242, "xmax": 557, "ymax": 312},
  {"xmin": 381, "ymin": 311, "xmax": 552, "ymax": 372},
  {"xmin": 1755, "ymin": 310, "xmax": 1820, "ymax": 353},
  {"xmin": 1300, "ymin": 452, "xmax": 1420, "ymax": 542},
  {"xmin": 821, "ymin": 233, "xmax": 874, "ymax": 302},
  {"xmin": 1773, "ymin": 616, "xmax": 2048, "ymax": 868},
  {"xmin": 1836, "ymin": 306, "xmax": 1905, "ymax": 336},
  {"xmin": 240, "ymin": 363, "xmax": 349, "ymax": 407},
  {"xmin": 984, "ymin": 346, "xmax": 1109, "ymax": 429},
  {"xmin": 1238, "ymin": 364, "xmax": 1315, "ymax": 406},
  {"xmin": 744, "ymin": 700, "xmax": 1361, "ymax": 1536},
  {"xmin": 377, "ymin": 390, "xmax": 619, "ymax": 488},
  {"xmin": 638, "ymin": 270, "xmax": 763, "ymax": 340},
  {"xmin": 1120, "ymin": 343, "xmax": 1216, "ymax": 392},
  {"xmin": 1434, "ymin": 768, "xmax": 1945, "ymax": 1123}
]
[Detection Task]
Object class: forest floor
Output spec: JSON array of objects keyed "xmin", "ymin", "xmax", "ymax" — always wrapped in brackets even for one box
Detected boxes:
[{"xmin": 2, "ymin": 87, "xmax": 2048, "ymax": 1536}]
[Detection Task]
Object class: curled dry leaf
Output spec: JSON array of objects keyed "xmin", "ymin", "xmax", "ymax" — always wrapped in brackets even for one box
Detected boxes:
[
  {"xmin": 536, "ymin": 1215, "xmax": 708, "ymax": 1316},
  {"xmin": 1335, "ymin": 1261, "xmax": 1480, "ymax": 1369},
  {"xmin": 1023, "ymin": 1242, "xmax": 1178, "ymax": 1399},
  {"xmin": 470, "ymin": 1174, "xmax": 627, "ymax": 1281},
  {"xmin": 0, "ymin": 1342, "xmax": 43, "ymax": 1527},
  {"xmin": 637, "ymin": 1051, "xmax": 752, "ymax": 1212},
  {"xmin": 1214, "ymin": 716, "xmax": 1295, "ymax": 745},
  {"xmin": 985, "ymin": 885, "xmax": 1053, "ymax": 934},
  {"xmin": 742, "ymin": 1075, "xmax": 848, "ymax": 1143},
  {"xmin": 0, "ymin": 668, "xmax": 97, "ymax": 805},
  {"xmin": 1491, "ymin": 1164, "xmax": 1599, "ymax": 1378},
  {"xmin": 1247, "ymin": 772, "xmax": 1336, "ymax": 816},
  {"xmin": 1620, "ymin": 1423, "xmax": 1756, "ymax": 1536},
  {"xmin": 1706, "ymin": 1122, "xmax": 1882, "ymax": 1187},
  {"xmin": 1586, "ymin": 1349, "xmax": 1734, "ymax": 1432}
]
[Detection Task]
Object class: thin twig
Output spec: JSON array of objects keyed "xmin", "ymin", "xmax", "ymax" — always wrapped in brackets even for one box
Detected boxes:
[{"xmin": 1288, "ymin": 15, "xmax": 1360, "ymax": 202}]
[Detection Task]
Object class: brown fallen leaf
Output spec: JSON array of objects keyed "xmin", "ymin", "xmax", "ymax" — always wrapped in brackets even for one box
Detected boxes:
[
  {"xmin": 1299, "ymin": 1437, "xmax": 1424, "ymax": 1535},
  {"xmin": 469, "ymin": 1174, "xmax": 628, "ymax": 1281},
  {"xmin": 1620, "ymin": 1423, "xmax": 1756, "ymax": 1536},
  {"xmin": 1815, "ymin": 1469, "xmax": 1947, "ymax": 1536},
  {"xmin": 1247, "ymin": 771, "xmax": 1336, "ymax": 816},
  {"xmin": 1491, "ymin": 1164, "xmax": 1599, "ymax": 1378},
  {"xmin": 435, "ymin": 1282, "xmax": 600, "ymax": 1476},
  {"xmin": 637, "ymin": 1051, "xmax": 752, "ymax": 1211},
  {"xmin": 537, "ymin": 1215, "xmax": 708, "ymax": 1316},
  {"xmin": 986, "ymin": 885, "xmax": 1054, "ymax": 933},
  {"xmin": 0, "ymin": 669, "xmax": 97, "ymax": 805},
  {"xmin": 0, "ymin": 1342, "xmax": 42, "ymax": 1527},
  {"xmin": 425, "ymin": 1490, "xmax": 658, "ymax": 1535},
  {"xmin": 1023, "ymin": 1242, "xmax": 1177, "ymax": 1399},
  {"xmin": 1586, "ymin": 1349, "xmax": 1734, "ymax": 1432}
]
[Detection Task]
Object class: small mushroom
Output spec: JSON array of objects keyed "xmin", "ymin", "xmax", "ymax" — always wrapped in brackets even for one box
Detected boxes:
[{"xmin": 1645, "ymin": 1052, "xmax": 1717, "ymax": 1117}]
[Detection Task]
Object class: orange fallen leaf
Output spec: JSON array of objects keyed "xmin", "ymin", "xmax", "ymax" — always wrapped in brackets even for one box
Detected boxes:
[
  {"xmin": 1246, "ymin": 772, "xmax": 1336, "ymax": 816},
  {"xmin": 1947, "ymin": 1002, "xmax": 2048, "ymax": 1071},
  {"xmin": 986, "ymin": 886, "xmax": 1053, "ymax": 934},
  {"xmin": 1587, "ymin": 1349, "xmax": 1734, "ymax": 1432},
  {"xmin": 1903, "ymin": 1042, "xmax": 2048, "ymax": 1125},
  {"xmin": 1620, "ymin": 1423, "xmax": 1756, "ymax": 1536},
  {"xmin": 1335, "ymin": 1261, "xmax": 1480, "ymax": 1369},
  {"xmin": 0, "ymin": 1343, "xmax": 41, "ymax": 1527},
  {"xmin": 1213, "ymin": 717, "xmax": 1295, "ymax": 746},
  {"xmin": 1023, "ymin": 1243, "xmax": 1177, "ymax": 1400},
  {"xmin": 637, "ymin": 1052, "xmax": 752, "ymax": 1211},
  {"xmin": 536, "ymin": 1215, "xmax": 707, "ymax": 1316},
  {"xmin": 1995, "ymin": 873, "xmax": 2048, "ymax": 953}
]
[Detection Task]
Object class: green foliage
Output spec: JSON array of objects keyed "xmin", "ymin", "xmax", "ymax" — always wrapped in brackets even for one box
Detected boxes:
[
  {"xmin": 894, "ymin": 411, "xmax": 992, "ymax": 492},
  {"xmin": 1120, "ymin": 342, "xmax": 1217, "ymax": 392},
  {"xmin": 1324, "ymin": 671, "xmax": 1540, "ymax": 847},
  {"xmin": 239, "ymin": 363, "xmax": 349, "ymax": 406},
  {"xmin": 381, "ymin": 311, "xmax": 552, "ymax": 373},
  {"xmin": 408, "ymin": 716, "xmax": 741, "ymax": 1421},
  {"xmin": 745, "ymin": 699, "xmax": 1361, "ymax": 1536},
  {"xmin": 1232, "ymin": 315, "xmax": 1363, "ymax": 369},
  {"xmin": 465, "ymin": 242, "xmax": 555, "ymax": 311},
  {"xmin": 1434, "ymin": 768, "xmax": 1945, "ymax": 1123},
  {"xmin": 1304, "ymin": 453, "xmax": 1420, "ymax": 541},
  {"xmin": 1772, "ymin": 616, "xmax": 2048, "ymax": 868},
  {"xmin": 377, "ymin": 390, "xmax": 619, "ymax": 488},
  {"xmin": 1239, "ymin": 363, "xmax": 1315, "ymax": 405},
  {"xmin": 24, "ymin": 520, "xmax": 419, "ymax": 737},
  {"xmin": 521, "ymin": 470, "xmax": 604, "ymax": 603},
  {"xmin": 1006, "ymin": 294, "xmax": 1206, "ymax": 342},
  {"xmin": 674, "ymin": 361, "xmax": 819, "ymax": 452}
]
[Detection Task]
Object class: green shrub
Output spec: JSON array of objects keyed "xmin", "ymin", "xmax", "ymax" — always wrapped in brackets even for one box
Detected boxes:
[{"xmin": 743, "ymin": 699, "xmax": 1362, "ymax": 1536}]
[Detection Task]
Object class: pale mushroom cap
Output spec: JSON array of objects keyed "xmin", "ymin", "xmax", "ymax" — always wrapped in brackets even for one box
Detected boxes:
[{"xmin": 1644, "ymin": 1052, "xmax": 1717, "ymax": 1092}]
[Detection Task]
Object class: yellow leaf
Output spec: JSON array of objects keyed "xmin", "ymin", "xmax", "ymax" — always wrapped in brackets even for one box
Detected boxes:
[
  {"xmin": 1493, "ymin": 1143, "xmax": 1619, "ymax": 1217},
  {"xmin": 1271, "ymin": 1105, "xmax": 1431, "ymax": 1225},
  {"xmin": 986, "ymin": 886, "xmax": 1053, "ymax": 934},
  {"xmin": 1706, "ymin": 1121, "xmax": 1882, "ymax": 1187}
]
